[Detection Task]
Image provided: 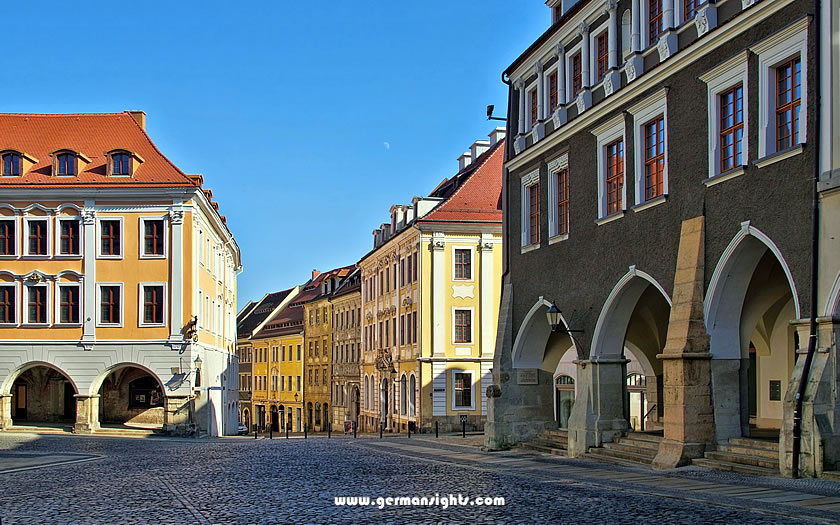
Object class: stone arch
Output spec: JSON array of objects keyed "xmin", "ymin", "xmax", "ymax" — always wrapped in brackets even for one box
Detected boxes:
[
  {"xmin": 95, "ymin": 363, "xmax": 167, "ymax": 429},
  {"xmin": 89, "ymin": 362, "xmax": 165, "ymax": 396},
  {"xmin": 591, "ymin": 266, "xmax": 672, "ymax": 361},
  {"xmin": 511, "ymin": 297, "xmax": 581, "ymax": 370},
  {"xmin": 1, "ymin": 361, "xmax": 79, "ymax": 396},
  {"xmin": 824, "ymin": 269, "xmax": 840, "ymax": 317}
]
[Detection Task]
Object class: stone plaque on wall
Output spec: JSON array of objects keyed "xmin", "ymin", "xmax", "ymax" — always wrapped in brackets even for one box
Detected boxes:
[
  {"xmin": 517, "ymin": 369, "xmax": 538, "ymax": 385},
  {"xmin": 769, "ymin": 380, "xmax": 782, "ymax": 401}
]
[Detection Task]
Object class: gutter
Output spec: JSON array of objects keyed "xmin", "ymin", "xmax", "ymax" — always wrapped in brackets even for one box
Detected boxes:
[{"xmin": 792, "ymin": 5, "xmax": 822, "ymax": 479}]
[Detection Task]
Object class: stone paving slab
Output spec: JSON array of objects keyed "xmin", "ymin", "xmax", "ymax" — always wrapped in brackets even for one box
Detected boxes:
[{"xmin": 0, "ymin": 451, "xmax": 100, "ymax": 473}]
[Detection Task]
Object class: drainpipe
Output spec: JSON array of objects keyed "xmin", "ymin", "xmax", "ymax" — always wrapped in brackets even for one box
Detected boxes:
[
  {"xmin": 500, "ymin": 70, "xmax": 513, "ymax": 277},
  {"xmin": 792, "ymin": 4, "xmax": 822, "ymax": 479}
]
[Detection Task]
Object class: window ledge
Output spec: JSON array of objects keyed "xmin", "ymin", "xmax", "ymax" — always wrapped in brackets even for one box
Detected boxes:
[
  {"xmin": 55, "ymin": 323, "xmax": 82, "ymax": 327},
  {"xmin": 97, "ymin": 255, "xmax": 124, "ymax": 260},
  {"xmin": 0, "ymin": 255, "xmax": 19, "ymax": 259},
  {"xmin": 23, "ymin": 255, "xmax": 50, "ymax": 259},
  {"xmin": 0, "ymin": 323, "xmax": 19, "ymax": 327},
  {"xmin": 140, "ymin": 254, "xmax": 167, "ymax": 260},
  {"xmin": 140, "ymin": 323, "xmax": 166, "ymax": 328},
  {"xmin": 703, "ymin": 166, "xmax": 746, "ymax": 187},
  {"xmin": 632, "ymin": 195, "xmax": 668, "ymax": 213},
  {"xmin": 452, "ymin": 406, "xmax": 476, "ymax": 411},
  {"xmin": 97, "ymin": 323, "xmax": 123, "ymax": 328},
  {"xmin": 595, "ymin": 211, "xmax": 625, "ymax": 226},
  {"xmin": 754, "ymin": 144, "xmax": 804, "ymax": 168},
  {"xmin": 548, "ymin": 233, "xmax": 569, "ymax": 245},
  {"xmin": 23, "ymin": 323, "xmax": 50, "ymax": 327},
  {"xmin": 55, "ymin": 254, "xmax": 83, "ymax": 259},
  {"xmin": 520, "ymin": 243, "xmax": 541, "ymax": 254}
]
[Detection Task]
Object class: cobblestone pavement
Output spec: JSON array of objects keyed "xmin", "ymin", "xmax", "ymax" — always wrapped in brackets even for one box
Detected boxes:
[{"xmin": 0, "ymin": 432, "xmax": 838, "ymax": 524}]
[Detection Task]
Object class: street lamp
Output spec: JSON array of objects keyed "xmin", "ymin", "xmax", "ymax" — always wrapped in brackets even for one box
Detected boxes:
[{"xmin": 546, "ymin": 302, "xmax": 584, "ymax": 334}]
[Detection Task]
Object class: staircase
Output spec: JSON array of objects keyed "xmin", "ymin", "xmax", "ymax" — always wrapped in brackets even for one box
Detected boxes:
[
  {"xmin": 584, "ymin": 432, "xmax": 662, "ymax": 468},
  {"xmin": 692, "ymin": 437, "xmax": 780, "ymax": 476},
  {"xmin": 519, "ymin": 429, "xmax": 568, "ymax": 456}
]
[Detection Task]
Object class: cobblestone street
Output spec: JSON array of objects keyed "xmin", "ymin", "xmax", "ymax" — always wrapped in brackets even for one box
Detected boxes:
[{"xmin": 1, "ymin": 433, "xmax": 839, "ymax": 524}]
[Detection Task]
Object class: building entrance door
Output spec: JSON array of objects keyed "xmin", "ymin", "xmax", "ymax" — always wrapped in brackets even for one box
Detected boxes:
[
  {"xmin": 554, "ymin": 375, "xmax": 574, "ymax": 429},
  {"xmin": 627, "ymin": 373, "xmax": 648, "ymax": 431},
  {"xmin": 11, "ymin": 383, "xmax": 26, "ymax": 420}
]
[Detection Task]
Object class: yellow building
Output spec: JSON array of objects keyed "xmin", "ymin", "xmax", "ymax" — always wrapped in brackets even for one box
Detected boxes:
[
  {"xmin": 360, "ymin": 128, "xmax": 505, "ymax": 432},
  {"xmin": 0, "ymin": 111, "xmax": 241, "ymax": 436},
  {"xmin": 303, "ymin": 266, "xmax": 353, "ymax": 431},
  {"xmin": 328, "ymin": 268, "xmax": 361, "ymax": 432}
]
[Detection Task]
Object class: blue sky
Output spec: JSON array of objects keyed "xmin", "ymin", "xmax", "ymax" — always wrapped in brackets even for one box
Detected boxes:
[{"xmin": 3, "ymin": 1, "xmax": 547, "ymax": 307}]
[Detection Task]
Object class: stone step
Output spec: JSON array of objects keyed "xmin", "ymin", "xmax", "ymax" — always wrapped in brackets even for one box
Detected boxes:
[
  {"xmin": 716, "ymin": 443, "xmax": 779, "ymax": 460},
  {"xmin": 540, "ymin": 429, "xmax": 568, "ymax": 439},
  {"xmin": 519, "ymin": 442, "xmax": 567, "ymax": 456},
  {"xmin": 537, "ymin": 435, "xmax": 568, "ymax": 445},
  {"xmin": 587, "ymin": 445, "xmax": 654, "ymax": 465},
  {"xmin": 821, "ymin": 471, "xmax": 840, "ymax": 481},
  {"xmin": 529, "ymin": 439, "xmax": 568, "ymax": 449},
  {"xmin": 615, "ymin": 436, "xmax": 661, "ymax": 451},
  {"xmin": 691, "ymin": 457, "xmax": 779, "ymax": 477},
  {"xmin": 621, "ymin": 432, "xmax": 664, "ymax": 444},
  {"xmin": 704, "ymin": 451, "xmax": 779, "ymax": 470},
  {"xmin": 603, "ymin": 441, "xmax": 659, "ymax": 458},
  {"xmin": 585, "ymin": 448, "xmax": 652, "ymax": 468},
  {"xmin": 728, "ymin": 437, "xmax": 779, "ymax": 452}
]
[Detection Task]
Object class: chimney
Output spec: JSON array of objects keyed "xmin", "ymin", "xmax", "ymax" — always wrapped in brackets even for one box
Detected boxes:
[
  {"xmin": 489, "ymin": 126, "xmax": 507, "ymax": 146},
  {"xmin": 470, "ymin": 139, "xmax": 491, "ymax": 162},
  {"xmin": 458, "ymin": 152, "xmax": 472, "ymax": 171},
  {"xmin": 312, "ymin": 269, "xmax": 320, "ymax": 280},
  {"xmin": 127, "ymin": 110, "xmax": 146, "ymax": 130}
]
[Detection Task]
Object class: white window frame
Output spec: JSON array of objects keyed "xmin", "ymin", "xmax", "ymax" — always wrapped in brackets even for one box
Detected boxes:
[
  {"xmin": 0, "ymin": 215, "xmax": 19, "ymax": 259},
  {"xmin": 0, "ymin": 281, "xmax": 20, "ymax": 326},
  {"xmin": 547, "ymin": 153, "xmax": 570, "ymax": 240},
  {"xmin": 641, "ymin": 0, "xmax": 656, "ymax": 49},
  {"xmin": 23, "ymin": 216, "xmax": 51, "ymax": 258},
  {"xmin": 520, "ymin": 168, "xmax": 541, "ymax": 252},
  {"xmin": 565, "ymin": 40, "xmax": 584, "ymax": 104},
  {"xmin": 753, "ymin": 18, "xmax": 808, "ymax": 161},
  {"xmin": 55, "ymin": 216, "xmax": 83, "ymax": 258},
  {"xmin": 97, "ymin": 282, "xmax": 124, "ymax": 328},
  {"xmin": 451, "ymin": 306, "xmax": 475, "ymax": 345},
  {"xmin": 525, "ymin": 80, "xmax": 539, "ymax": 131},
  {"xmin": 139, "ymin": 216, "xmax": 169, "ymax": 259},
  {"xmin": 451, "ymin": 369, "xmax": 475, "ymax": 411},
  {"xmin": 627, "ymin": 88, "xmax": 669, "ymax": 208},
  {"xmin": 544, "ymin": 63, "xmax": 561, "ymax": 116},
  {"xmin": 592, "ymin": 114, "xmax": 627, "ymax": 221},
  {"xmin": 55, "ymin": 282, "xmax": 83, "ymax": 326},
  {"xmin": 451, "ymin": 245, "xmax": 475, "ymax": 282},
  {"xmin": 96, "ymin": 217, "xmax": 124, "ymax": 259},
  {"xmin": 699, "ymin": 51, "xmax": 750, "ymax": 182},
  {"xmin": 139, "ymin": 282, "xmax": 168, "ymax": 327},
  {"xmin": 24, "ymin": 281, "xmax": 51, "ymax": 326},
  {"xmin": 589, "ymin": 20, "xmax": 610, "ymax": 87},
  {"xmin": 198, "ymin": 229, "xmax": 204, "ymax": 267}
]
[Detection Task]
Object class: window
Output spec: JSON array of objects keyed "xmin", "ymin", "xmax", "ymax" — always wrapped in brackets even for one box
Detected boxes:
[
  {"xmin": 454, "ymin": 248, "xmax": 471, "ymax": 280},
  {"xmin": 412, "ymin": 312, "xmax": 417, "ymax": 344},
  {"xmin": 649, "ymin": 0, "xmax": 663, "ymax": 44},
  {"xmin": 27, "ymin": 285, "xmax": 47, "ymax": 324},
  {"xmin": 754, "ymin": 17, "xmax": 807, "ymax": 160},
  {"xmin": 297, "ymin": 375, "xmax": 301, "ymax": 391},
  {"xmin": 99, "ymin": 285, "xmax": 121, "ymax": 325},
  {"xmin": 454, "ymin": 309, "xmax": 472, "ymax": 344},
  {"xmin": 644, "ymin": 117, "xmax": 665, "ymax": 200},
  {"xmin": 142, "ymin": 218, "xmax": 165, "ymax": 257},
  {"xmin": 297, "ymin": 344, "xmax": 301, "ymax": 360},
  {"xmin": 556, "ymin": 169, "xmax": 569, "ymax": 235},
  {"xmin": 0, "ymin": 219, "xmax": 15, "ymax": 255},
  {"xmin": 548, "ymin": 70, "xmax": 559, "ymax": 113},
  {"xmin": 684, "ymin": 0, "xmax": 698, "ymax": 20},
  {"xmin": 571, "ymin": 52, "xmax": 582, "ymax": 99},
  {"xmin": 0, "ymin": 284, "xmax": 16, "ymax": 324},
  {"xmin": 100, "ymin": 219, "xmax": 121, "ymax": 257},
  {"xmin": 547, "ymin": 154, "xmax": 570, "ymax": 238},
  {"xmin": 775, "ymin": 58, "xmax": 801, "ymax": 151},
  {"xmin": 2, "ymin": 152, "xmax": 20, "ymax": 176},
  {"xmin": 720, "ymin": 85, "xmax": 744, "ymax": 172},
  {"xmin": 58, "ymin": 219, "xmax": 80, "ymax": 256},
  {"xmin": 142, "ymin": 284, "xmax": 165, "ymax": 325},
  {"xmin": 596, "ymin": 32, "xmax": 609, "ymax": 83},
  {"xmin": 56, "ymin": 153, "xmax": 75, "ymax": 175},
  {"xmin": 112, "ymin": 153, "xmax": 130, "ymax": 175},
  {"xmin": 529, "ymin": 87, "xmax": 538, "ymax": 129},
  {"xmin": 529, "ymin": 183, "xmax": 540, "ymax": 245},
  {"xmin": 58, "ymin": 284, "xmax": 80, "ymax": 324},
  {"xmin": 453, "ymin": 371, "xmax": 473, "ymax": 409},
  {"xmin": 27, "ymin": 219, "xmax": 47, "ymax": 256},
  {"xmin": 400, "ymin": 315, "xmax": 405, "ymax": 346},
  {"xmin": 606, "ymin": 140, "xmax": 624, "ymax": 214}
]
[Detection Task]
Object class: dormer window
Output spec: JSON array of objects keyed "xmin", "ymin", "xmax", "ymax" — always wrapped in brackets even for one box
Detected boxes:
[
  {"xmin": 57, "ymin": 153, "xmax": 75, "ymax": 175},
  {"xmin": 113, "ymin": 153, "xmax": 130, "ymax": 175},
  {"xmin": 2, "ymin": 152, "xmax": 20, "ymax": 176},
  {"xmin": 105, "ymin": 149, "xmax": 142, "ymax": 177}
]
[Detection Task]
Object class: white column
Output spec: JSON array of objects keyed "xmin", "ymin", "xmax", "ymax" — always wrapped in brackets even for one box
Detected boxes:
[
  {"xmin": 663, "ymin": 0, "xmax": 675, "ymax": 31},
  {"xmin": 431, "ymin": 234, "xmax": 445, "ymax": 357},
  {"xmin": 631, "ymin": 0, "xmax": 641, "ymax": 52},
  {"xmin": 170, "ymin": 207, "xmax": 184, "ymax": 340},
  {"xmin": 607, "ymin": 1, "xmax": 619, "ymax": 68},
  {"xmin": 579, "ymin": 23, "xmax": 591, "ymax": 88},
  {"xmin": 478, "ymin": 237, "xmax": 494, "ymax": 358},
  {"xmin": 82, "ymin": 201, "xmax": 96, "ymax": 342},
  {"xmin": 535, "ymin": 61, "xmax": 545, "ymax": 121},
  {"xmin": 555, "ymin": 44, "xmax": 566, "ymax": 106},
  {"xmin": 516, "ymin": 79, "xmax": 526, "ymax": 134}
]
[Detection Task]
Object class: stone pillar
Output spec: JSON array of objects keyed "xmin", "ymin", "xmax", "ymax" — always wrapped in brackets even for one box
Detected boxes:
[
  {"xmin": 478, "ymin": 237, "xmax": 494, "ymax": 357},
  {"xmin": 631, "ymin": 0, "xmax": 641, "ymax": 52},
  {"xmin": 535, "ymin": 61, "xmax": 544, "ymax": 121},
  {"xmin": 579, "ymin": 23, "xmax": 590, "ymax": 89},
  {"xmin": 607, "ymin": 0, "xmax": 619, "ymax": 69},
  {"xmin": 552, "ymin": 44, "xmax": 568, "ymax": 127},
  {"xmin": 169, "ymin": 208, "xmax": 185, "ymax": 340},
  {"xmin": 431, "ymin": 233, "xmax": 445, "ymax": 357},
  {"xmin": 516, "ymin": 79, "xmax": 526, "ymax": 135},
  {"xmin": 663, "ymin": 0, "xmax": 675, "ymax": 30},
  {"xmin": 164, "ymin": 395, "xmax": 192, "ymax": 433},
  {"xmin": 568, "ymin": 357, "xmax": 628, "ymax": 457},
  {"xmin": 82, "ymin": 202, "xmax": 96, "ymax": 343},
  {"xmin": 74, "ymin": 394, "xmax": 100, "ymax": 434},
  {"xmin": 652, "ymin": 216, "xmax": 714, "ymax": 469},
  {"xmin": 0, "ymin": 394, "xmax": 12, "ymax": 430}
]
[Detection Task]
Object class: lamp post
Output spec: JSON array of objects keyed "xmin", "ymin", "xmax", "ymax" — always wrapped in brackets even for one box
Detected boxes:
[
  {"xmin": 393, "ymin": 374, "xmax": 408, "ymax": 437},
  {"xmin": 546, "ymin": 302, "xmax": 584, "ymax": 334},
  {"xmin": 193, "ymin": 355, "xmax": 203, "ymax": 436}
]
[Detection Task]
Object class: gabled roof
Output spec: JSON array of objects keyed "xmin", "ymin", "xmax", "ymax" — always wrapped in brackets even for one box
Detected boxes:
[
  {"xmin": 0, "ymin": 112, "xmax": 197, "ymax": 187},
  {"xmin": 331, "ymin": 267, "xmax": 361, "ymax": 299},
  {"xmin": 420, "ymin": 139, "xmax": 504, "ymax": 223},
  {"xmin": 237, "ymin": 288, "xmax": 296, "ymax": 339}
]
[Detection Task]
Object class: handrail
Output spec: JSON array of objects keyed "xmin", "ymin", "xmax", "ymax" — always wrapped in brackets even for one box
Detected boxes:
[{"xmin": 643, "ymin": 404, "xmax": 657, "ymax": 420}]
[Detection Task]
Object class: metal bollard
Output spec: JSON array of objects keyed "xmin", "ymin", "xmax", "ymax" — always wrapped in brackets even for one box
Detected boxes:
[
  {"xmin": 380, "ymin": 423, "xmax": 383, "ymax": 439},
  {"xmin": 286, "ymin": 425, "xmax": 289, "ymax": 439},
  {"xmin": 269, "ymin": 425, "xmax": 272, "ymax": 440},
  {"xmin": 435, "ymin": 421, "xmax": 439, "ymax": 439},
  {"xmin": 462, "ymin": 420, "xmax": 466, "ymax": 438},
  {"xmin": 353, "ymin": 422, "xmax": 357, "ymax": 439},
  {"xmin": 328, "ymin": 420, "xmax": 331, "ymax": 439},
  {"xmin": 304, "ymin": 424, "xmax": 307, "ymax": 439},
  {"xmin": 408, "ymin": 424, "xmax": 411, "ymax": 439},
  {"xmin": 255, "ymin": 427, "xmax": 258, "ymax": 440}
]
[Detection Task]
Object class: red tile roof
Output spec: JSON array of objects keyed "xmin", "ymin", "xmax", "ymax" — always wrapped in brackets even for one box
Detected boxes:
[
  {"xmin": 0, "ymin": 112, "xmax": 197, "ymax": 188},
  {"xmin": 420, "ymin": 139, "xmax": 504, "ymax": 223}
]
